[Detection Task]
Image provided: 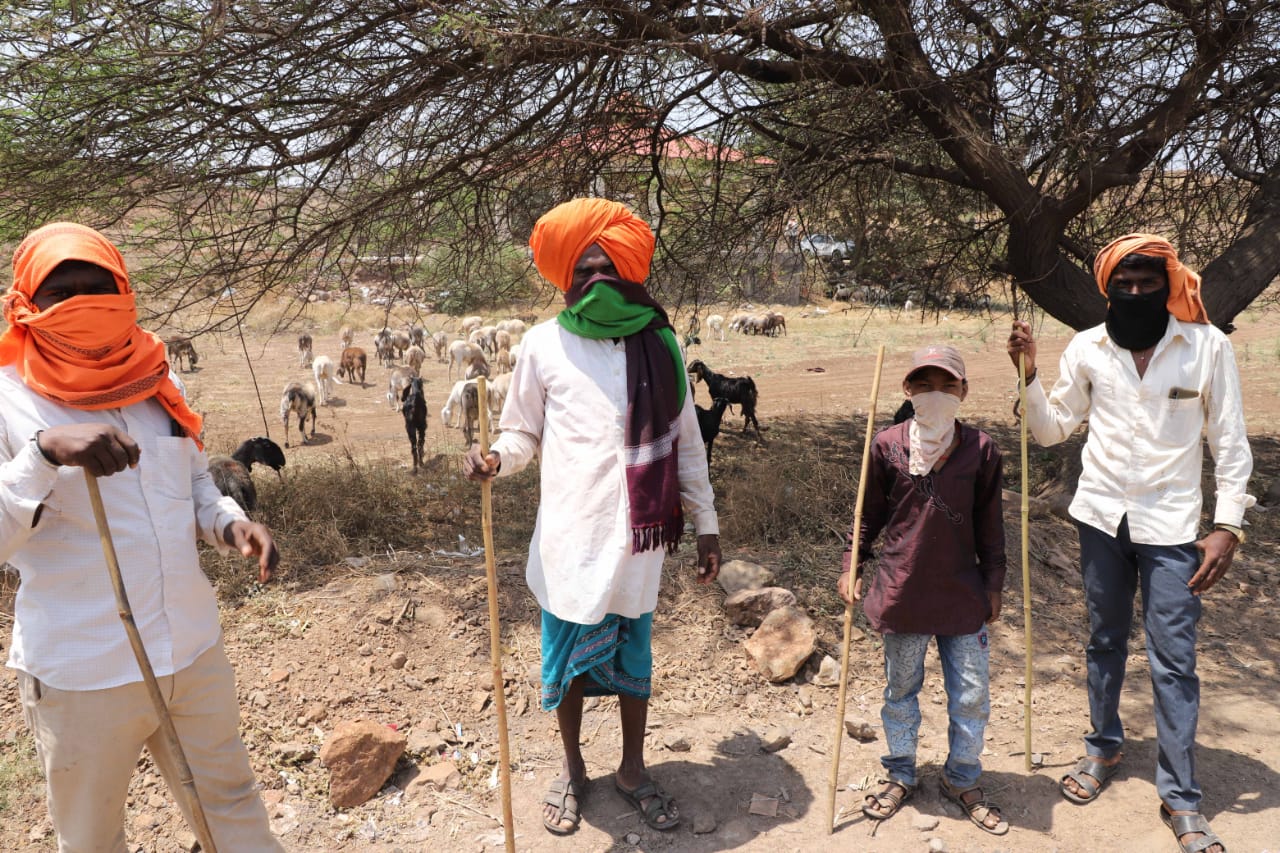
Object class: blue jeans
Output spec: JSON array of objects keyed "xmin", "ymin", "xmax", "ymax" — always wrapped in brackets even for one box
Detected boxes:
[
  {"xmin": 1077, "ymin": 518, "xmax": 1203, "ymax": 810},
  {"xmin": 880, "ymin": 627, "xmax": 990, "ymax": 789}
]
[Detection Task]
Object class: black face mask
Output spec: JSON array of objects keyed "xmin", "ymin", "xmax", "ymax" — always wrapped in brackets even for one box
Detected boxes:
[{"xmin": 1106, "ymin": 283, "xmax": 1169, "ymax": 350}]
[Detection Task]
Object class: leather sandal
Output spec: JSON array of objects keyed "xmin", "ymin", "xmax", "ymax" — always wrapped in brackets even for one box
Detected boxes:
[
  {"xmin": 861, "ymin": 778, "xmax": 917, "ymax": 821},
  {"xmin": 615, "ymin": 778, "xmax": 680, "ymax": 831},
  {"xmin": 1161, "ymin": 803, "xmax": 1227, "ymax": 853},
  {"xmin": 1060, "ymin": 754, "xmax": 1120, "ymax": 804},
  {"xmin": 940, "ymin": 777, "xmax": 1009, "ymax": 836},
  {"xmin": 542, "ymin": 777, "xmax": 586, "ymax": 835}
]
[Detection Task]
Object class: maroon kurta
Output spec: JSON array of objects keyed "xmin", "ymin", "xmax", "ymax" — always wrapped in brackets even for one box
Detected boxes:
[{"xmin": 842, "ymin": 421, "xmax": 1006, "ymax": 636}]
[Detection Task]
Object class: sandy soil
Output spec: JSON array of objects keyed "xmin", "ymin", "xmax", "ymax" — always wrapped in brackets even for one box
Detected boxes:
[{"xmin": 3, "ymin": 298, "xmax": 1279, "ymax": 852}]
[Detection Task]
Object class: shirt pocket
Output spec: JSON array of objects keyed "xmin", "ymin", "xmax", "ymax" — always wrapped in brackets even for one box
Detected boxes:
[
  {"xmin": 1150, "ymin": 395, "xmax": 1204, "ymax": 445},
  {"xmin": 148, "ymin": 436, "xmax": 194, "ymax": 500}
]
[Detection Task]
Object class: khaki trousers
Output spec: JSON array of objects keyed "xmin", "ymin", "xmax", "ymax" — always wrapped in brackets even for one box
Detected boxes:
[{"xmin": 17, "ymin": 640, "xmax": 283, "ymax": 853}]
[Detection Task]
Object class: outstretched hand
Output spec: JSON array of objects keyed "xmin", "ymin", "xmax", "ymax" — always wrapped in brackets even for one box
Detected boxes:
[{"xmin": 223, "ymin": 520, "xmax": 279, "ymax": 583}]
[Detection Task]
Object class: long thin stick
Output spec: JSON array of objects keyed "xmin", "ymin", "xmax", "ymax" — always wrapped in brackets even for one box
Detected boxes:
[
  {"xmin": 1019, "ymin": 354, "xmax": 1034, "ymax": 770},
  {"xmin": 83, "ymin": 471, "xmax": 219, "ymax": 853},
  {"xmin": 828, "ymin": 344, "xmax": 885, "ymax": 833},
  {"xmin": 476, "ymin": 376, "xmax": 516, "ymax": 852}
]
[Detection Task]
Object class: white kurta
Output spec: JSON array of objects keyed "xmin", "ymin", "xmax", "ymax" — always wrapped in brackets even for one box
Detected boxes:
[{"xmin": 490, "ymin": 320, "xmax": 719, "ymax": 624}]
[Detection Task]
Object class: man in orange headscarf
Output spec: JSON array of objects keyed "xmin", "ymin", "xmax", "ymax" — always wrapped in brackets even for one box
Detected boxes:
[
  {"xmin": 0, "ymin": 223, "xmax": 285, "ymax": 851},
  {"xmin": 465, "ymin": 199, "xmax": 721, "ymax": 835},
  {"xmin": 1008, "ymin": 235, "xmax": 1250, "ymax": 853}
]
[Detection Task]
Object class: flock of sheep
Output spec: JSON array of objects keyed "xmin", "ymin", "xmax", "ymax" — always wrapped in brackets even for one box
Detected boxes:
[{"xmin": 169, "ymin": 305, "xmax": 780, "ymax": 510}]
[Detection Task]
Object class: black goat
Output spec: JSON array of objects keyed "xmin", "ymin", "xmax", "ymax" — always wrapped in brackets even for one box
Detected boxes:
[
  {"xmin": 687, "ymin": 360, "xmax": 762, "ymax": 436},
  {"xmin": 402, "ymin": 376, "xmax": 428, "ymax": 472},
  {"xmin": 694, "ymin": 397, "xmax": 730, "ymax": 465},
  {"xmin": 208, "ymin": 437, "xmax": 286, "ymax": 512}
]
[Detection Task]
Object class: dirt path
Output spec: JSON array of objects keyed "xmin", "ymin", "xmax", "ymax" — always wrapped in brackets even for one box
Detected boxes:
[{"xmin": 3, "ymin": 301, "xmax": 1280, "ymax": 852}]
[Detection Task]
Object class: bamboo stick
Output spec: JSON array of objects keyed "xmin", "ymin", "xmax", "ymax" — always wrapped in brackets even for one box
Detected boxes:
[
  {"xmin": 476, "ymin": 376, "xmax": 516, "ymax": 851},
  {"xmin": 827, "ymin": 344, "xmax": 886, "ymax": 833},
  {"xmin": 1019, "ymin": 353, "xmax": 1034, "ymax": 770},
  {"xmin": 83, "ymin": 471, "xmax": 218, "ymax": 853}
]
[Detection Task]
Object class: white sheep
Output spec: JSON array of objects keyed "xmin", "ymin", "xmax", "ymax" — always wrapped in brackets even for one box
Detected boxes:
[
  {"xmin": 706, "ymin": 314, "xmax": 726, "ymax": 341},
  {"xmin": 496, "ymin": 318, "xmax": 527, "ymax": 336},
  {"xmin": 459, "ymin": 315, "xmax": 484, "ymax": 335},
  {"xmin": 387, "ymin": 366, "xmax": 415, "ymax": 410},
  {"xmin": 312, "ymin": 355, "xmax": 337, "ymax": 405},
  {"xmin": 280, "ymin": 380, "xmax": 317, "ymax": 448},
  {"xmin": 448, "ymin": 340, "xmax": 487, "ymax": 380},
  {"xmin": 494, "ymin": 346, "xmax": 512, "ymax": 374},
  {"xmin": 441, "ymin": 378, "xmax": 476, "ymax": 428},
  {"xmin": 486, "ymin": 371, "xmax": 512, "ymax": 417}
]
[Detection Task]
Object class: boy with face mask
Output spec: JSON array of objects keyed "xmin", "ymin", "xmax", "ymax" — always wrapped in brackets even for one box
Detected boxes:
[{"xmin": 837, "ymin": 344, "xmax": 1009, "ymax": 835}]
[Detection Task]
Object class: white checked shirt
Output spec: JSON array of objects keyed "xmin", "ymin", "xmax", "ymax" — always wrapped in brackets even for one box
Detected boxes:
[
  {"xmin": 491, "ymin": 320, "xmax": 719, "ymax": 624},
  {"xmin": 0, "ymin": 366, "xmax": 247, "ymax": 691},
  {"xmin": 1024, "ymin": 318, "xmax": 1254, "ymax": 545}
]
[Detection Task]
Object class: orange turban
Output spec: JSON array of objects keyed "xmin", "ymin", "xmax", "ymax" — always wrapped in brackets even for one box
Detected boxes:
[
  {"xmin": 0, "ymin": 222, "xmax": 204, "ymax": 448},
  {"xmin": 1093, "ymin": 233, "xmax": 1209, "ymax": 325},
  {"xmin": 528, "ymin": 198, "xmax": 655, "ymax": 291}
]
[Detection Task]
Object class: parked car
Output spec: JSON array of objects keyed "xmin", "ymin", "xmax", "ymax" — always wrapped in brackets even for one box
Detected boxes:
[{"xmin": 799, "ymin": 233, "xmax": 856, "ymax": 263}]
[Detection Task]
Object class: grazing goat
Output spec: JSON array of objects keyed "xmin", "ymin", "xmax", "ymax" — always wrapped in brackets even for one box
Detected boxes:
[
  {"xmin": 339, "ymin": 325, "xmax": 354, "ymax": 350},
  {"xmin": 459, "ymin": 315, "xmax": 484, "ymax": 335},
  {"xmin": 387, "ymin": 366, "xmax": 415, "ymax": 410},
  {"xmin": 374, "ymin": 327, "xmax": 395, "ymax": 367},
  {"xmin": 486, "ymin": 372, "xmax": 512, "ymax": 418},
  {"xmin": 405, "ymin": 344, "xmax": 426, "ymax": 374},
  {"xmin": 441, "ymin": 379, "xmax": 474, "ymax": 428},
  {"xmin": 408, "ymin": 323, "xmax": 426, "ymax": 349},
  {"xmin": 165, "ymin": 336, "xmax": 198, "ymax": 372},
  {"xmin": 207, "ymin": 437, "xmax": 286, "ymax": 512},
  {"xmin": 297, "ymin": 334, "xmax": 314, "ymax": 367},
  {"xmin": 460, "ymin": 382, "xmax": 481, "ymax": 446},
  {"xmin": 391, "ymin": 329, "xmax": 412, "ymax": 360},
  {"xmin": 687, "ymin": 360, "xmax": 762, "ymax": 436},
  {"xmin": 496, "ymin": 318, "xmax": 527, "ymax": 336},
  {"xmin": 401, "ymin": 376, "xmax": 428, "ymax": 472},
  {"xmin": 494, "ymin": 346, "xmax": 512, "ymax": 374},
  {"xmin": 280, "ymin": 380, "xmax": 318, "ymax": 447},
  {"xmin": 336, "ymin": 346, "xmax": 367, "ymax": 385},
  {"xmin": 448, "ymin": 340, "xmax": 487, "ymax": 380},
  {"xmin": 430, "ymin": 331, "xmax": 449, "ymax": 362},
  {"xmin": 312, "ymin": 355, "xmax": 337, "ymax": 405},
  {"xmin": 706, "ymin": 314, "xmax": 726, "ymax": 341},
  {"xmin": 695, "ymin": 398, "xmax": 731, "ymax": 465}
]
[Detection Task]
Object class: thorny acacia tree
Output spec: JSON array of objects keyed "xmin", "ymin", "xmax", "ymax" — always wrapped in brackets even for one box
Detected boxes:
[{"xmin": 0, "ymin": 1, "xmax": 1278, "ymax": 331}]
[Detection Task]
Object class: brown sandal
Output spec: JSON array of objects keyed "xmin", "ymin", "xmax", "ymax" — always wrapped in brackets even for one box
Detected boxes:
[
  {"xmin": 861, "ymin": 778, "xmax": 917, "ymax": 821},
  {"xmin": 940, "ymin": 777, "xmax": 1009, "ymax": 836}
]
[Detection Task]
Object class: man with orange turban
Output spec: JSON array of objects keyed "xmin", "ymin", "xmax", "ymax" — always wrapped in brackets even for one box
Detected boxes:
[
  {"xmin": 0, "ymin": 223, "xmax": 284, "ymax": 851},
  {"xmin": 465, "ymin": 199, "xmax": 721, "ymax": 835},
  {"xmin": 1008, "ymin": 235, "xmax": 1250, "ymax": 853}
]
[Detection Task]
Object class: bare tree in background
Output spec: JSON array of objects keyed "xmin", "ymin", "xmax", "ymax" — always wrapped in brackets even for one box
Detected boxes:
[{"xmin": 0, "ymin": 1, "xmax": 1277, "ymax": 331}]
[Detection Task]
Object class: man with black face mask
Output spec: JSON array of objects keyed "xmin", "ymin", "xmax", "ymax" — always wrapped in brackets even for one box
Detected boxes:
[{"xmin": 1007, "ymin": 234, "xmax": 1251, "ymax": 853}]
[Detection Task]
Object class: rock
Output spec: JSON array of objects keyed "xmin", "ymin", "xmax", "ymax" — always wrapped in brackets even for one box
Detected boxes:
[
  {"xmin": 357, "ymin": 644, "xmax": 374, "ymax": 657},
  {"xmin": 268, "ymin": 668, "xmax": 291, "ymax": 684},
  {"xmin": 403, "ymin": 761, "xmax": 461, "ymax": 795},
  {"xmin": 390, "ymin": 651, "xmax": 409, "ymax": 670},
  {"xmin": 844, "ymin": 718, "xmax": 877, "ymax": 742},
  {"xmin": 928, "ymin": 838, "xmax": 947, "ymax": 852},
  {"xmin": 407, "ymin": 728, "xmax": 449, "ymax": 756},
  {"xmin": 724, "ymin": 587, "xmax": 797, "ymax": 627},
  {"xmin": 319, "ymin": 720, "xmax": 408, "ymax": 808},
  {"xmin": 760, "ymin": 727, "xmax": 791, "ymax": 753},
  {"xmin": 625, "ymin": 832, "xmax": 642, "ymax": 845},
  {"xmin": 250, "ymin": 690, "xmax": 271, "ymax": 709},
  {"xmin": 175, "ymin": 829, "xmax": 198, "ymax": 851},
  {"xmin": 403, "ymin": 676, "xmax": 426, "ymax": 691},
  {"xmin": 811, "ymin": 654, "xmax": 841, "ymax": 687},
  {"xmin": 664, "ymin": 734, "xmax": 692, "ymax": 752},
  {"xmin": 692, "ymin": 811, "xmax": 717, "ymax": 834},
  {"xmin": 912, "ymin": 813, "xmax": 940, "ymax": 831},
  {"xmin": 302, "ymin": 703, "xmax": 328, "ymax": 724},
  {"xmin": 261, "ymin": 789, "xmax": 286, "ymax": 810},
  {"xmin": 796, "ymin": 687, "xmax": 813, "ymax": 709},
  {"xmin": 717, "ymin": 560, "xmax": 775, "ymax": 596},
  {"xmin": 275, "ymin": 742, "xmax": 316, "ymax": 765},
  {"xmin": 471, "ymin": 690, "xmax": 491, "ymax": 713},
  {"xmin": 742, "ymin": 606, "xmax": 817, "ymax": 682}
]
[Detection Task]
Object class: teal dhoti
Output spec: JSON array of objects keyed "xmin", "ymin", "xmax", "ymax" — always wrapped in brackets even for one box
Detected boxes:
[{"xmin": 540, "ymin": 610, "xmax": 654, "ymax": 711}]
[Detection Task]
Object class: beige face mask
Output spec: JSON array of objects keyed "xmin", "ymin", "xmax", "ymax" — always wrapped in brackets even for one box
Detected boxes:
[{"xmin": 908, "ymin": 390, "xmax": 962, "ymax": 475}]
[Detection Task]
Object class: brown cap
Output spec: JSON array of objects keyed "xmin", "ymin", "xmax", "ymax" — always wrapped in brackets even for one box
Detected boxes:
[{"xmin": 905, "ymin": 344, "xmax": 966, "ymax": 382}]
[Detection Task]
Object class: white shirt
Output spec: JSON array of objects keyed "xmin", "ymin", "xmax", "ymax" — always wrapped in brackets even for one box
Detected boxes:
[
  {"xmin": 1024, "ymin": 318, "xmax": 1254, "ymax": 545},
  {"xmin": 0, "ymin": 366, "xmax": 247, "ymax": 690},
  {"xmin": 490, "ymin": 320, "xmax": 719, "ymax": 624}
]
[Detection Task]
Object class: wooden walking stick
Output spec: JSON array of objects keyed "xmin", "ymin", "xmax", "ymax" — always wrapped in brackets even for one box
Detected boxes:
[
  {"xmin": 476, "ymin": 376, "xmax": 516, "ymax": 852},
  {"xmin": 83, "ymin": 471, "xmax": 219, "ymax": 853},
  {"xmin": 827, "ymin": 344, "xmax": 885, "ymax": 833},
  {"xmin": 1019, "ymin": 353, "xmax": 1034, "ymax": 770}
]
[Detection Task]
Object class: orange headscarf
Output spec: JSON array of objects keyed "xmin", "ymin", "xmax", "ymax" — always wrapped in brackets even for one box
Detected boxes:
[
  {"xmin": 528, "ymin": 198, "xmax": 655, "ymax": 291},
  {"xmin": 1093, "ymin": 233, "xmax": 1209, "ymax": 324},
  {"xmin": 0, "ymin": 222, "xmax": 204, "ymax": 447}
]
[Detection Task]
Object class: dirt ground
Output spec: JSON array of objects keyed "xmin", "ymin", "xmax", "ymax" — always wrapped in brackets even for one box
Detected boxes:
[{"xmin": 3, "ymin": 297, "xmax": 1280, "ymax": 852}]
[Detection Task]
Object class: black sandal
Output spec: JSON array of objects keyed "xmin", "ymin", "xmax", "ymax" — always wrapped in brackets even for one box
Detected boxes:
[
  {"xmin": 615, "ymin": 778, "xmax": 680, "ymax": 831},
  {"xmin": 542, "ymin": 777, "xmax": 586, "ymax": 835},
  {"xmin": 861, "ymin": 778, "xmax": 917, "ymax": 821},
  {"xmin": 940, "ymin": 777, "xmax": 1009, "ymax": 836},
  {"xmin": 1060, "ymin": 755, "xmax": 1120, "ymax": 804},
  {"xmin": 1161, "ymin": 803, "xmax": 1227, "ymax": 853}
]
